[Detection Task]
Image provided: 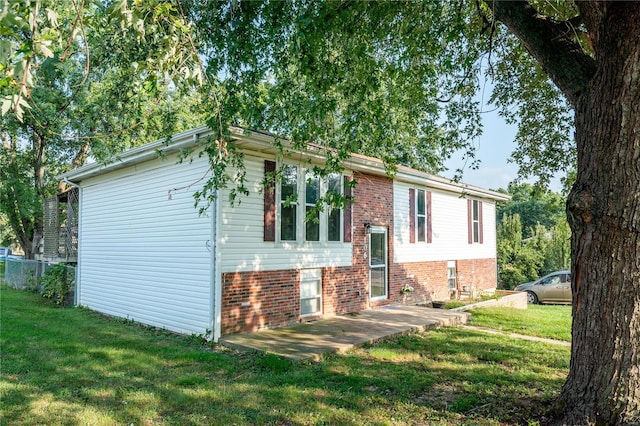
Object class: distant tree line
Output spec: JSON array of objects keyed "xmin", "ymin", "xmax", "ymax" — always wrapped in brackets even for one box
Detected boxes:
[{"xmin": 496, "ymin": 183, "xmax": 570, "ymax": 289}]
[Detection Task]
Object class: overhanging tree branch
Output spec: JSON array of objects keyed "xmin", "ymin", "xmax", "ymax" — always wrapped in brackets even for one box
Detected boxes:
[{"xmin": 485, "ymin": 0, "xmax": 596, "ymax": 107}]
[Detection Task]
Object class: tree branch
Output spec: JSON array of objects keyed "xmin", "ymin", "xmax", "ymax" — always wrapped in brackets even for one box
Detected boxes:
[{"xmin": 485, "ymin": 0, "xmax": 596, "ymax": 107}]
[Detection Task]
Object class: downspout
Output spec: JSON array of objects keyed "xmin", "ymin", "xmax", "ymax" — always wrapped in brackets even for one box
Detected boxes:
[
  {"xmin": 63, "ymin": 178, "xmax": 81, "ymax": 306},
  {"xmin": 212, "ymin": 189, "xmax": 223, "ymax": 342}
]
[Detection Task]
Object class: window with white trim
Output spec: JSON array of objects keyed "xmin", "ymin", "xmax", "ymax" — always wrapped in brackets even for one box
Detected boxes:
[
  {"xmin": 280, "ymin": 164, "xmax": 298, "ymax": 241},
  {"xmin": 447, "ymin": 260, "xmax": 457, "ymax": 291},
  {"xmin": 277, "ymin": 166, "xmax": 344, "ymax": 243},
  {"xmin": 471, "ymin": 199, "xmax": 480, "ymax": 243},
  {"xmin": 305, "ymin": 171, "xmax": 320, "ymax": 241},
  {"xmin": 327, "ymin": 173, "xmax": 342, "ymax": 242},
  {"xmin": 417, "ymin": 189, "xmax": 426, "ymax": 242}
]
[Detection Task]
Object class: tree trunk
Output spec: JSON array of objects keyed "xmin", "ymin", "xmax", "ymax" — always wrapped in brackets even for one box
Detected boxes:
[
  {"xmin": 488, "ymin": 1, "xmax": 640, "ymax": 423},
  {"xmin": 560, "ymin": 5, "xmax": 640, "ymax": 424}
]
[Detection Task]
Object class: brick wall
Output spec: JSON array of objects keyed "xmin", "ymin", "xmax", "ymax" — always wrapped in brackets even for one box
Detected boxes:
[
  {"xmin": 389, "ymin": 260, "xmax": 449, "ymax": 303},
  {"xmin": 221, "ymin": 270, "xmax": 300, "ymax": 335},
  {"xmin": 456, "ymin": 258, "xmax": 497, "ymax": 293},
  {"xmin": 351, "ymin": 172, "xmax": 395, "ymax": 308}
]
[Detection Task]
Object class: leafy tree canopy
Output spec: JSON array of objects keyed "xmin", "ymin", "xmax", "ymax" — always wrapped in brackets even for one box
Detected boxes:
[
  {"xmin": 496, "ymin": 184, "xmax": 571, "ymax": 289},
  {"xmin": 178, "ymin": 1, "xmax": 576, "ymax": 189},
  {"xmin": 496, "ymin": 182, "xmax": 565, "ymax": 238}
]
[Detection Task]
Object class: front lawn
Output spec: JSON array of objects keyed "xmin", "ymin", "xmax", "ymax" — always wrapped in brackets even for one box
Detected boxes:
[
  {"xmin": 468, "ymin": 304, "xmax": 572, "ymax": 342},
  {"xmin": 1, "ymin": 286, "xmax": 569, "ymax": 425}
]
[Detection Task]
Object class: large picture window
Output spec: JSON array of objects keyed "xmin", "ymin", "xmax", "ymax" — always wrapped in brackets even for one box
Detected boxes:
[{"xmin": 275, "ymin": 165, "xmax": 346, "ymax": 243}]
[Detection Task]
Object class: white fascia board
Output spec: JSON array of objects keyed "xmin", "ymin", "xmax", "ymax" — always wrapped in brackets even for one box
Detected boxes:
[
  {"xmin": 344, "ymin": 155, "xmax": 510, "ymax": 202},
  {"xmin": 57, "ymin": 126, "xmax": 213, "ymax": 182}
]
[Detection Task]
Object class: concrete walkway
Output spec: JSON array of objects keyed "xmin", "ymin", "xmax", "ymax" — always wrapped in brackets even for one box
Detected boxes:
[{"xmin": 220, "ymin": 305, "xmax": 469, "ymax": 360}]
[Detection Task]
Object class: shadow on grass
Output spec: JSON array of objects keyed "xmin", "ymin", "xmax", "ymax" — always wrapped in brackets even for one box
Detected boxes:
[{"xmin": 0, "ymin": 287, "xmax": 568, "ymax": 425}]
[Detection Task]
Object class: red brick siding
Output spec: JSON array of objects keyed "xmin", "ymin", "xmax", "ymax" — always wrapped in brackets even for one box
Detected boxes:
[
  {"xmin": 322, "ymin": 266, "xmax": 368, "ymax": 315},
  {"xmin": 455, "ymin": 258, "xmax": 497, "ymax": 293},
  {"xmin": 350, "ymin": 172, "xmax": 395, "ymax": 308},
  {"xmin": 221, "ymin": 270, "xmax": 300, "ymax": 335},
  {"xmin": 389, "ymin": 260, "xmax": 449, "ymax": 303}
]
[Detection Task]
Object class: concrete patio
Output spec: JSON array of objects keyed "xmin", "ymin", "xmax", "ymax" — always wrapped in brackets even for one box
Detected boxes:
[{"xmin": 220, "ymin": 304, "xmax": 470, "ymax": 360}]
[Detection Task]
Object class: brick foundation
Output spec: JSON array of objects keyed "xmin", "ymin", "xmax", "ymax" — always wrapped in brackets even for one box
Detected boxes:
[
  {"xmin": 221, "ymin": 270, "xmax": 301, "ymax": 335},
  {"xmin": 456, "ymin": 258, "xmax": 497, "ymax": 293}
]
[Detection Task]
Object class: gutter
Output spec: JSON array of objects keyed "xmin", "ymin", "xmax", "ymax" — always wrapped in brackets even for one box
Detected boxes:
[{"xmin": 57, "ymin": 126, "xmax": 213, "ymax": 183}]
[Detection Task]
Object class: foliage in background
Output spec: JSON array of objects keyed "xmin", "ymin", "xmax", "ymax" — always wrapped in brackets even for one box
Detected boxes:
[
  {"xmin": 496, "ymin": 183, "xmax": 570, "ymax": 289},
  {"xmin": 496, "ymin": 182, "xmax": 565, "ymax": 238},
  {"xmin": 0, "ymin": 1, "xmax": 206, "ymax": 257}
]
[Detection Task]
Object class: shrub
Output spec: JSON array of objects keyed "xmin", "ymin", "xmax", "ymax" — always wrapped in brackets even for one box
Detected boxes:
[{"xmin": 40, "ymin": 263, "xmax": 74, "ymax": 305}]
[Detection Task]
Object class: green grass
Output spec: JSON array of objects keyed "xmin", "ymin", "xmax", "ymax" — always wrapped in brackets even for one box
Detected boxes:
[
  {"xmin": 1, "ymin": 286, "xmax": 570, "ymax": 425},
  {"xmin": 468, "ymin": 305, "xmax": 573, "ymax": 342}
]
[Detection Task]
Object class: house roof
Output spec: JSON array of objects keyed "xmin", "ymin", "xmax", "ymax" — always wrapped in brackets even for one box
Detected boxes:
[{"xmin": 58, "ymin": 126, "xmax": 510, "ymax": 202}]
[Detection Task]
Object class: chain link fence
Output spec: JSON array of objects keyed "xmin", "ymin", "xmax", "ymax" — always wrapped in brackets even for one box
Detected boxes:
[{"xmin": 3, "ymin": 259, "xmax": 76, "ymax": 301}]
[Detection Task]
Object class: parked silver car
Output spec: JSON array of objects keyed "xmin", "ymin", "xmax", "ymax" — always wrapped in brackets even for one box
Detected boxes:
[{"xmin": 514, "ymin": 270, "xmax": 572, "ymax": 304}]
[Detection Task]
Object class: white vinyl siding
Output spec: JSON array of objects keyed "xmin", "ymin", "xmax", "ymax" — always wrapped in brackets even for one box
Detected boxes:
[
  {"xmin": 393, "ymin": 181, "xmax": 497, "ymax": 262},
  {"xmin": 219, "ymin": 154, "xmax": 352, "ymax": 273},
  {"xmin": 78, "ymin": 154, "xmax": 212, "ymax": 335}
]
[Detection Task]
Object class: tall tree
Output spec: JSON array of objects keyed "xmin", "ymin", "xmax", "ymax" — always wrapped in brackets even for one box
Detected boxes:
[
  {"xmin": 496, "ymin": 182, "xmax": 566, "ymax": 238},
  {"xmin": 2, "ymin": 1, "xmax": 638, "ymax": 423},
  {"xmin": 487, "ymin": 3, "xmax": 639, "ymax": 423},
  {"xmin": 496, "ymin": 212, "xmax": 542, "ymax": 289}
]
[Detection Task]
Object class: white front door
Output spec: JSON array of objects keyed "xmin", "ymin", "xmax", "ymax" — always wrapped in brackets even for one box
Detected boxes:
[{"xmin": 369, "ymin": 226, "xmax": 388, "ymax": 301}]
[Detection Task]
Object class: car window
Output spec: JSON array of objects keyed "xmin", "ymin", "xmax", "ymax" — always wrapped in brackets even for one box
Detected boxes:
[{"xmin": 542, "ymin": 275, "xmax": 561, "ymax": 285}]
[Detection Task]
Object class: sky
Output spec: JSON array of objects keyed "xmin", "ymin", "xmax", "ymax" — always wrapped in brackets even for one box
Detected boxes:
[
  {"xmin": 442, "ymin": 107, "xmax": 520, "ymax": 192},
  {"xmin": 442, "ymin": 92, "xmax": 565, "ymax": 194}
]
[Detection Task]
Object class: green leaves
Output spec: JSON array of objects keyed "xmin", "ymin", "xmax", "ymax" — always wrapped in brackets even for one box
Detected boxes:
[
  {"xmin": 496, "ymin": 184, "xmax": 570, "ymax": 289},
  {"xmin": 185, "ymin": 0, "xmax": 489, "ymax": 177}
]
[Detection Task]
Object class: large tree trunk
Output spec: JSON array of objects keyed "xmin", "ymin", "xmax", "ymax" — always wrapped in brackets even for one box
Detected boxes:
[
  {"xmin": 489, "ymin": 2, "xmax": 640, "ymax": 424},
  {"xmin": 560, "ymin": 5, "xmax": 640, "ymax": 424}
]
